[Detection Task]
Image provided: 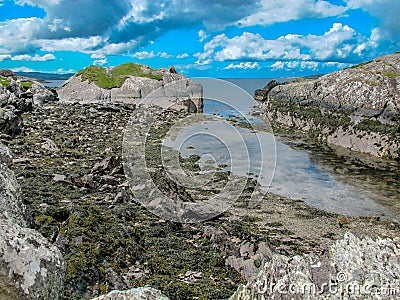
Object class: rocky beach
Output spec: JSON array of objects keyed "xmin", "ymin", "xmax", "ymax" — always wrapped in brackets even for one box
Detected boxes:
[{"xmin": 1, "ymin": 58, "xmax": 400, "ymax": 300}]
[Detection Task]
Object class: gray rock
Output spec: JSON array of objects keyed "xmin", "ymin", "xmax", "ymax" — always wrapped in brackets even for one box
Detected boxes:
[
  {"xmin": 30, "ymin": 82, "xmax": 56, "ymax": 105},
  {"xmin": 231, "ymin": 232, "xmax": 400, "ymax": 300},
  {"xmin": 0, "ymin": 143, "xmax": 66, "ymax": 299},
  {"xmin": 57, "ymin": 65, "xmax": 203, "ymax": 113},
  {"xmin": 91, "ymin": 287, "xmax": 169, "ymax": 300},
  {"xmin": 259, "ymin": 53, "xmax": 400, "ymax": 159}
]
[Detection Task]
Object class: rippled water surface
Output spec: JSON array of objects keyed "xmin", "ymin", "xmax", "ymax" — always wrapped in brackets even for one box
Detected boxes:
[{"xmin": 163, "ymin": 78, "xmax": 400, "ymax": 222}]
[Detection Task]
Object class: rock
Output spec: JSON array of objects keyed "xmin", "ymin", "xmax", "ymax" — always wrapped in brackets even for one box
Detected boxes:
[
  {"xmin": 41, "ymin": 138, "xmax": 59, "ymax": 152},
  {"xmin": 254, "ymin": 80, "xmax": 280, "ymax": 101},
  {"xmin": 230, "ymin": 232, "xmax": 400, "ymax": 300},
  {"xmin": 113, "ymin": 190, "xmax": 130, "ymax": 203},
  {"xmin": 0, "ymin": 143, "xmax": 66, "ymax": 299},
  {"xmin": 0, "ymin": 70, "xmax": 17, "ymax": 80},
  {"xmin": 30, "ymin": 82, "xmax": 56, "ymax": 105},
  {"xmin": 90, "ymin": 287, "xmax": 169, "ymax": 300},
  {"xmin": 261, "ymin": 52, "xmax": 400, "ymax": 159},
  {"xmin": 100, "ymin": 175, "xmax": 119, "ymax": 186},
  {"xmin": 57, "ymin": 63, "xmax": 203, "ymax": 113},
  {"xmin": 92, "ymin": 157, "xmax": 121, "ymax": 174}
]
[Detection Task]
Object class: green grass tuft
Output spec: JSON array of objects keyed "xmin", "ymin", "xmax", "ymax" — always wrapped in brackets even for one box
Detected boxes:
[
  {"xmin": 383, "ymin": 72, "xmax": 400, "ymax": 78},
  {"xmin": 0, "ymin": 77, "xmax": 10, "ymax": 87},
  {"xmin": 77, "ymin": 63, "xmax": 164, "ymax": 89}
]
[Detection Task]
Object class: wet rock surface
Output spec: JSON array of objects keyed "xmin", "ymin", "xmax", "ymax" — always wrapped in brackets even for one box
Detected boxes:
[
  {"xmin": 5, "ymin": 101, "xmax": 400, "ymax": 299},
  {"xmin": 255, "ymin": 53, "xmax": 400, "ymax": 159}
]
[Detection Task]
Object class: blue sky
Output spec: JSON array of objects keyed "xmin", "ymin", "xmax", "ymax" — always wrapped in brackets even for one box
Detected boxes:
[{"xmin": 0, "ymin": 0, "xmax": 399, "ymax": 78}]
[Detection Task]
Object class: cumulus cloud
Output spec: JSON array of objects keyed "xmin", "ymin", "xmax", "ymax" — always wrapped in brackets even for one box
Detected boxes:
[
  {"xmin": 238, "ymin": 0, "xmax": 348, "ymax": 27},
  {"xmin": 176, "ymin": 53, "xmax": 189, "ymax": 59},
  {"xmin": 0, "ymin": 54, "xmax": 11, "ymax": 61},
  {"xmin": 224, "ymin": 62, "xmax": 260, "ymax": 70},
  {"xmin": 93, "ymin": 58, "xmax": 107, "ymax": 66},
  {"xmin": 11, "ymin": 53, "xmax": 56, "ymax": 61},
  {"xmin": 130, "ymin": 50, "xmax": 173, "ymax": 59},
  {"xmin": 198, "ymin": 29, "xmax": 209, "ymax": 42},
  {"xmin": 195, "ymin": 23, "xmax": 371, "ymax": 64},
  {"xmin": 271, "ymin": 60, "xmax": 350, "ymax": 71}
]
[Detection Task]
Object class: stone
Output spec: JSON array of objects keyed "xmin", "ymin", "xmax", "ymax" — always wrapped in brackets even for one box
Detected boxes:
[
  {"xmin": 41, "ymin": 138, "xmax": 59, "ymax": 152},
  {"xmin": 57, "ymin": 64, "xmax": 203, "ymax": 113},
  {"xmin": 30, "ymin": 82, "xmax": 56, "ymax": 106},
  {"xmin": 113, "ymin": 190, "xmax": 130, "ymax": 203},
  {"xmin": 0, "ymin": 143, "xmax": 66, "ymax": 299},
  {"xmin": 90, "ymin": 287, "xmax": 169, "ymax": 300},
  {"xmin": 231, "ymin": 232, "xmax": 400, "ymax": 300},
  {"xmin": 259, "ymin": 52, "xmax": 400, "ymax": 159}
]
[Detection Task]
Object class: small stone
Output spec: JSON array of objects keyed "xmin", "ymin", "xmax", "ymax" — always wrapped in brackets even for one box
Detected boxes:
[
  {"xmin": 41, "ymin": 138, "xmax": 59, "ymax": 152},
  {"xmin": 113, "ymin": 190, "xmax": 130, "ymax": 203}
]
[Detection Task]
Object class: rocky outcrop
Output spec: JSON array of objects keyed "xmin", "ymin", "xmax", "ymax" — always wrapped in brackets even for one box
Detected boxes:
[
  {"xmin": 91, "ymin": 287, "xmax": 168, "ymax": 300},
  {"xmin": 0, "ymin": 143, "xmax": 66, "ymax": 299},
  {"xmin": 57, "ymin": 64, "xmax": 203, "ymax": 113},
  {"xmin": 256, "ymin": 53, "xmax": 400, "ymax": 159},
  {"xmin": 231, "ymin": 232, "xmax": 400, "ymax": 300}
]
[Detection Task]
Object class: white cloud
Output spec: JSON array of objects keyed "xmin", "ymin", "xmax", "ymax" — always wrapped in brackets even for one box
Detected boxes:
[
  {"xmin": 238, "ymin": 0, "xmax": 347, "ymax": 27},
  {"xmin": 176, "ymin": 53, "xmax": 189, "ymax": 59},
  {"xmin": 271, "ymin": 60, "xmax": 350, "ymax": 71},
  {"xmin": 130, "ymin": 50, "xmax": 173, "ymax": 59},
  {"xmin": 11, "ymin": 53, "xmax": 56, "ymax": 61},
  {"xmin": 56, "ymin": 67, "xmax": 75, "ymax": 73},
  {"xmin": 195, "ymin": 23, "xmax": 369, "ymax": 65},
  {"xmin": 0, "ymin": 54, "xmax": 11, "ymax": 61},
  {"xmin": 10, "ymin": 67, "xmax": 35, "ymax": 72},
  {"xmin": 224, "ymin": 62, "xmax": 260, "ymax": 70},
  {"xmin": 198, "ymin": 29, "xmax": 209, "ymax": 42},
  {"xmin": 36, "ymin": 36, "xmax": 103, "ymax": 52},
  {"xmin": 93, "ymin": 58, "xmax": 107, "ymax": 65},
  {"xmin": 90, "ymin": 53, "xmax": 105, "ymax": 59}
]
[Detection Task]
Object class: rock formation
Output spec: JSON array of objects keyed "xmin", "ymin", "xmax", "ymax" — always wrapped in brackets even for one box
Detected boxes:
[
  {"xmin": 91, "ymin": 287, "xmax": 168, "ymax": 300},
  {"xmin": 0, "ymin": 143, "xmax": 66, "ymax": 299},
  {"xmin": 57, "ymin": 63, "xmax": 203, "ymax": 113},
  {"xmin": 0, "ymin": 70, "xmax": 57, "ymax": 137},
  {"xmin": 231, "ymin": 232, "xmax": 400, "ymax": 300},
  {"xmin": 255, "ymin": 53, "xmax": 400, "ymax": 159}
]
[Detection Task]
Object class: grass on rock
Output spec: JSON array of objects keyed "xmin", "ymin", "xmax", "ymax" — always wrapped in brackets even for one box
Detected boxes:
[{"xmin": 77, "ymin": 63, "xmax": 164, "ymax": 89}]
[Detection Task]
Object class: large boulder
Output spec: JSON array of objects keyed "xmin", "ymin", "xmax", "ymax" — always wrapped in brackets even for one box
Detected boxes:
[
  {"xmin": 91, "ymin": 287, "xmax": 169, "ymax": 300},
  {"xmin": 0, "ymin": 143, "xmax": 66, "ymax": 299},
  {"xmin": 231, "ymin": 232, "xmax": 400, "ymax": 300},
  {"xmin": 57, "ymin": 64, "xmax": 203, "ymax": 113}
]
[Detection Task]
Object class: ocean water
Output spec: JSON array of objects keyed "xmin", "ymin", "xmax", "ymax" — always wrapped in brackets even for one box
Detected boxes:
[{"xmin": 162, "ymin": 78, "xmax": 400, "ymax": 222}]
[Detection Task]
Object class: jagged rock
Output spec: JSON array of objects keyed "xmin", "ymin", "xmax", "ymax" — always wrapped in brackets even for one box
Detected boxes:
[
  {"xmin": 0, "ymin": 70, "xmax": 17, "ymax": 80},
  {"xmin": 57, "ymin": 64, "xmax": 203, "ymax": 113},
  {"xmin": 91, "ymin": 287, "xmax": 169, "ymax": 300},
  {"xmin": 254, "ymin": 80, "xmax": 280, "ymax": 101},
  {"xmin": 0, "ymin": 143, "xmax": 66, "ymax": 299},
  {"xmin": 259, "ymin": 53, "xmax": 400, "ymax": 159},
  {"xmin": 231, "ymin": 232, "xmax": 400, "ymax": 300},
  {"xmin": 30, "ymin": 82, "xmax": 56, "ymax": 105}
]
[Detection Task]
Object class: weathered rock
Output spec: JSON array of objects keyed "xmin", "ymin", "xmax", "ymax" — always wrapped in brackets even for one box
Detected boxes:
[
  {"xmin": 254, "ymin": 80, "xmax": 280, "ymax": 101},
  {"xmin": 0, "ymin": 70, "xmax": 17, "ymax": 80},
  {"xmin": 57, "ymin": 64, "xmax": 203, "ymax": 113},
  {"xmin": 258, "ymin": 53, "xmax": 400, "ymax": 159},
  {"xmin": 91, "ymin": 287, "xmax": 169, "ymax": 300},
  {"xmin": 231, "ymin": 232, "xmax": 400, "ymax": 300},
  {"xmin": 0, "ymin": 143, "xmax": 66, "ymax": 299},
  {"xmin": 30, "ymin": 82, "xmax": 56, "ymax": 105}
]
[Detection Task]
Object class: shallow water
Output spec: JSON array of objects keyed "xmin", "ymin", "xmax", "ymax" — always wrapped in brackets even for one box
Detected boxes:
[{"xmin": 163, "ymin": 78, "xmax": 400, "ymax": 222}]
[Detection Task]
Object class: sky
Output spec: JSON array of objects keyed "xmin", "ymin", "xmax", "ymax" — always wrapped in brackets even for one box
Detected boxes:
[{"xmin": 0, "ymin": 0, "xmax": 399, "ymax": 78}]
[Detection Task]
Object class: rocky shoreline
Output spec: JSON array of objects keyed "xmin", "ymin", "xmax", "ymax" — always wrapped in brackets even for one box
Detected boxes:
[
  {"xmin": 1, "ymin": 62, "xmax": 400, "ymax": 299},
  {"xmin": 255, "ymin": 53, "xmax": 400, "ymax": 160}
]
